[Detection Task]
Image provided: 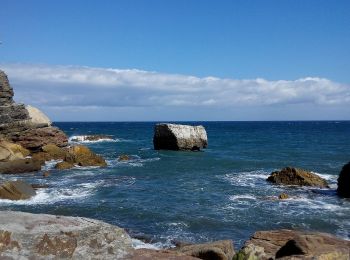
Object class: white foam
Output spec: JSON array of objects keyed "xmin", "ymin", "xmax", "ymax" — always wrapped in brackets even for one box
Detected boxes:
[
  {"xmin": 222, "ymin": 170, "xmax": 270, "ymax": 188},
  {"xmin": 41, "ymin": 159, "xmax": 62, "ymax": 171},
  {"xmin": 229, "ymin": 194, "xmax": 257, "ymax": 201},
  {"xmin": 312, "ymin": 172, "xmax": 337, "ymax": 182},
  {"xmin": 68, "ymin": 135, "xmax": 120, "ymax": 143},
  {"xmin": 132, "ymin": 239, "xmax": 162, "ymax": 250}
]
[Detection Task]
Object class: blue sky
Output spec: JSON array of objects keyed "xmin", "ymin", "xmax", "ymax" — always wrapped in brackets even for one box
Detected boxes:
[{"xmin": 0, "ymin": 0, "xmax": 349, "ymax": 121}]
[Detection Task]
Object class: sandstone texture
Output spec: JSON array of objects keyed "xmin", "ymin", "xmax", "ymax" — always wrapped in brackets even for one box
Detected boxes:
[
  {"xmin": 0, "ymin": 158, "xmax": 41, "ymax": 174},
  {"xmin": 240, "ymin": 229, "xmax": 350, "ymax": 260},
  {"xmin": 0, "ymin": 211, "xmax": 133, "ymax": 259},
  {"xmin": 25, "ymin": 105, "xmax": 52, "ymax": 128},
  {"xmin": 153, "ymin": 123, "xmax": 208, "ymax": 151},
  {"xmin": 337, "ymin": 162, "xmax": 350, "ymax": 198},
  {"xmin": 267, "ymin": 167, "xmax": 329, "ymax": 188},
  {"xmin": 0, "ymin": 181, "xmax": 36, "ymax": 200},
  {"xmin": 64, "ymin": 145, "xmax": 107, "ymax": 167}
]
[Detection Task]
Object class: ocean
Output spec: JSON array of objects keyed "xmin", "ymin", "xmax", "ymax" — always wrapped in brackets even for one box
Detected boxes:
[{"xmin": 0, "ymin": 121, "xmax": 349, "ymax": 248}]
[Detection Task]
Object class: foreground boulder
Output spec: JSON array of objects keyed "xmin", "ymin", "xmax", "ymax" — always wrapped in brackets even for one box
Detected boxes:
[
  {"xmin": 337, "ymin": 162, "xmax": 350, "ymax": 198},
  {"xmin": 267, "ymin": 167, "xmax": 329, "ymax": 188},
  {"xmin": 0, "ymin": 211, "xmax": 133, "ymax": 259},
  {"xmin": 0, "ymin": 158, "xmax": 41, "ymax": 174},
  {"xmin": 153, "ymin": 123, "xmax": 208, "ymax": 151},
  {"xmin": 0, "ymin": 180, "xmax": 36, "ymax": 200},
  {"xmin": 239, "ymin": 229, "xmax": 349, "ymax": 260}
]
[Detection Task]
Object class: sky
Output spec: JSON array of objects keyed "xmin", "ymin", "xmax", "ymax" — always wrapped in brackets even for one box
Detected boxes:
[{"xmin": 0, "ymin": 0, "xmax": 349, "ymax": 121}]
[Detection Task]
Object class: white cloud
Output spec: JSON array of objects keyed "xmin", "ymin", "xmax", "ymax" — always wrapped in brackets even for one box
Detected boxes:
[{"xmin": 0, "ymin": 64, "xmax": 349, "ymax": 120}]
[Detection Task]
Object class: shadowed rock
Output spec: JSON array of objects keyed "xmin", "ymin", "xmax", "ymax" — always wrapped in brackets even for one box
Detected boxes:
[
  {"xmin": 267, "ymin": 167, "xmax": 329, "ymax": 188},
  {"xmin": 153, "ymin": 123, "xmax": 208, "ymax": 151},
  {"xmin": 337, "ymin": 162, "xmax": 350, "ymax": 198}
]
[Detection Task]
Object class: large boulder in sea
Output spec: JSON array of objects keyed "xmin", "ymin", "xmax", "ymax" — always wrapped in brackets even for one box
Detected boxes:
[
  {"xmin": 0, "ymin": 211, "xmax": 133, "ymax": 259},
  {"xmin": 0, "ymin": 180, "xmax": 36, "ymax": 200},
  {"xmin": 267, "ymin": 167, "xmax": 329, "ymax": 188},
  {"xmin": 239, "ymin": 229, "xmax": 350, "ymax": 260},
  {"xmin": 337, "ymin": 162, "xmax": 350, "ymax": 198},
  {"xmin": 153, "ymin": 123, "xmax": 208, "ymax": 151}
]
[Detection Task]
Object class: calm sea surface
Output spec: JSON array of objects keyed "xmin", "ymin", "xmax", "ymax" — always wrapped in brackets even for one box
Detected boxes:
[{"xmin": 1, "ymin": 121, "xmax": 349, "ymax": 247}]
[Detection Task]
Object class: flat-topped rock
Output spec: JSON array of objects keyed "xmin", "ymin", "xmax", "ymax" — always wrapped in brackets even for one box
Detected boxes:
[
  {"xmin": 0, "ymin": 211, "xmax": 133, "ymax": 259},
  {"xmin": 153, "ymin": 123, "xmax": 208, "ymax": 151}
]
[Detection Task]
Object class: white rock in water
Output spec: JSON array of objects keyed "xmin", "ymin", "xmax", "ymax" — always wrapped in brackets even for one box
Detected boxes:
[
  {"xmin": 25, "ymin": 105, "xmax": 51, "ymax": 127},
  {"xmin": 153, "ymin": 123, "xmax": 208, "ymax": 151}
]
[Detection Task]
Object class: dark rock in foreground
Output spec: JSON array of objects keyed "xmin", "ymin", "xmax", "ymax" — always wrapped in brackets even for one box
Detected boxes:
[
  {"xmin": 0, "ymin": 181, "xmax": 36, "ymax": 200},
  {"xmin": 0, "ymin": 211, "xmax": 133, "ymax": 259},
  {"xmin": 153, "ymin": 123, "xmax": 208, "ymax": 151},
  {"xmin": 337, "ymin": 162, "xmax": 350, "ymax": 198},
  {"xmin": 267, "ymin": 167, "xmax": 329, "ymax": 188},
  {"xmin": 238, "ymin": 229, "xmax": 349, "ymax": 260}
]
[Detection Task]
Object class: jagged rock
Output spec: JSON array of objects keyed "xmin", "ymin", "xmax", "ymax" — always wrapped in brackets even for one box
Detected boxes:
[
  {"xmin": 278, "ymin": 193, "xmax": 289, "ymax": 200},
  {"xmin": 0, "ymin": 158, "xmax": 41, "ymax": 174},
  {"xmin": 267, "ymin": 167, "xmax": 329, "ymax": 188},
  {"xmin": 9, "ymin": 126, "xmax": 68, "ymax": 151},
  {"xmin": 25, "ymin": 105, "xmax": 51, "ymax": 128},
  {"xmin": 0, "ymin": 70, "xmax": 14, "ymax": 105},
  {"xmin": 0, "ymin": 181, "xmax": 36, "ymax": 200},
  {"xmin": 64, "ymin": 145, "xmax": 107, "ymax": 167},
  {"xmin": 70, "ymin": 135, "xmax": 114, "ymax": 142},
  {"xmin": 153, "ymin": 123, "xmax": 208, "ymax": 151},
  {"xmin": 0, "ymin": 211, "xmax": 133, "ymax": 259},
  {"xmin": 175, "ymin": 240, "xmax": 235, "ymax": 260},
  {"xmin": 337, "ymin": 162, "xmax": 350, "ymax": 198},
  {"xmin": 243, "ymin": 229, "xmax": 350, "ymax": 260},
  {"xmin": 55, "ymin": 161, "xmax": 74, "ymax": 170}
]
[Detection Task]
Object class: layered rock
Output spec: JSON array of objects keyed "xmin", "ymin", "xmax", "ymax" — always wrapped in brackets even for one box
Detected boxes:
[
  {"xmin": 337, "ymin": 162, "xmax": 350, "ymax": 198},
  {"xmin": 153, "ymin": 123, "xmax": 208, "ymax": 151},
  {"xmin": 267, "ymin": 167, "xmax": 329, "ymax": 188},
  {"xmin": 0, "ymin": 158, "xmax": 41, "ymax": 174},
  {"xmin": 0, "ymin": 211, "xmax": 133, "ymax": 259},
  {"xmin": 0, "ymin": 181, "xmax": 36, "ymax": 200}
]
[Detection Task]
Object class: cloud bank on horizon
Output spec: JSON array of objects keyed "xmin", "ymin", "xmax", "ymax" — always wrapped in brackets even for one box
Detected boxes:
[{"xmin": 1, "ymin": 64, "xmax": 349, "ymax": 121}]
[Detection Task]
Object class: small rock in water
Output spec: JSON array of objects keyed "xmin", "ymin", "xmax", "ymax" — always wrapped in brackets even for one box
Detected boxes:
[
  {"xmin": 42, "ymin": 171, "xmax": 50, "ymax": 177},
  {"xmin": 278, "ymin": 193, "xmax": 289, "ymax": 200},
  {"xmin": 118, "ymin": 154, "xmax": 131, "ymax": 161},
  {"xmin": 31, "ymin": 184, "xmax": 49, "ymax": 190},
  {"xmin": 55, "ymin": 161, "xmax": 74, "ymax": 170}
]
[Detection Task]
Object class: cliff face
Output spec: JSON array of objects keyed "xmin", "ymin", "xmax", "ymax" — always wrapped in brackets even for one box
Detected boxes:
[
  {"xmin": 0, "ymin": 70, "xmax": 68, "ymax": 150},
  {"xmin": 0, "ymin": 70, "xmax": 31, "ymax": 136}
]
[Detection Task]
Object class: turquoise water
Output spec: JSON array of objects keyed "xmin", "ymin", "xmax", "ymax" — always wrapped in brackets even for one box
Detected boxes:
[{"xmin": 0, "ymin": 121, "xmax": 349, "ymax": 247}]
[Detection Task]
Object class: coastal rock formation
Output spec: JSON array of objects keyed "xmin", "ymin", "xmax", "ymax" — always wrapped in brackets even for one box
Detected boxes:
[
  {"xmin": 0, "ymin": 211, "xmax": 133, "ymax": 259},
  {"xmin": 337, "ymin": 162, "xmax": 350, "ymax": 198},
  {"xmin": 0, "ymin": 181, "xmax": 36, "ymax": 200},
  {"xmin": 0, "ymin": 70, "xmax": 68, "ymax": 151},
  {"xmin": 0, "ymin": 158, "xmax": 41, "ymax": 174},
  {"xmin": 267, "ymin": 167, "xmax": 329, "ymax": 188},
  {"xmin": 240, "ymin": 229, "xmax": 350, "ymax": 260},
  {"xmin": 153, "ymin": 123, "xmax": 208, "ymax": 151}
]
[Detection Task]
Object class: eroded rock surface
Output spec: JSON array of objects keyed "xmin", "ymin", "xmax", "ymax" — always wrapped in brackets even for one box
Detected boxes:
[
  {"xmin": 153, "ymin": 123, "xmax": 208, "ymax": 151},
  {"xmin": 0, "ymin": 211, "xmax": 133, "ymax": 259},
  {"xmin": 267, "ymin": 167, "xmax": 329, "ymax": 188}
]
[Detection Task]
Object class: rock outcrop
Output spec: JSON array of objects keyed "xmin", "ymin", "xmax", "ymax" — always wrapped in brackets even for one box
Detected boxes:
[
  {"xmin": 0, "ymin": 181, "xmax": 36, "ymax": 200},
  {"xmin": 267, "ymin": 167, "xmax": 329, "ymax": 188},
  {"xmin": 25, "ymin": 105, "xmax": 51, "ymax": 128},
  {"xmin": 153, "ymin": 123, "xmax": 208, "ymax": 151},
  {"xmin": 337, "ymin": 162, "xmax": 350, "ymax": 198},
  {"xmin": 0, "ymin": 211, "xmax": 133, "ymax": 259},
  {"xmin": 239, "ymin": 229, "xmax": 350, "ymax": 260},
  {"xmin": 0, "ymin": 158, "xmax": 41, "ymax": 174}
]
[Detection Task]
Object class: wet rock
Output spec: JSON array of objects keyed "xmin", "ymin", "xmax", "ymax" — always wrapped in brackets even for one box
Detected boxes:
[
  {"xmin": 118, "ymin": 154, "xmax": 131, "ymax": 161},
  {"xmin": 25, "ymin": 105, "xmax": 51, "ymax": 128},
  {"xmin": 278, "ymin": 193, "xmax": 289, "ymax": 200},
  {"xmin": 337, "ymin": 162, "xmax": 350, "ymax": 198},
  {"xmin": 243, "ymin": 229, "xmax": 350, "ymax": 260},
  {"xmin": 0, "ymin": 180, "xmax": 36, "ymax": 200},
  {"xmin": 0, "ymin": 211, "xmax": 133, "ymax": 259},
  {"xmin": 31, "ymin": 184, "xmax": 49, "ymax": 190},
  {"xmin": 64, "ymin": 145, "xmax": 107, "ymax": 167},
  {"xmin": 0, "ymin": 158, "xmax": 41, "ymax": 174},
  {"xmin": 55, "ymin": 161, "xmax": 74, "ymax": 170},
  {"xmin": 153, "ymin": 123, "xmax": 208, "ymax": 151},
  {"xmin": 31, "ymin": 152, "xmax": 53, "ymax": 165},
  {"xmin": 9, "ymin": 126, "xmax": 68, "ymax": 151},
  {"xmin": 131, "ymin": 249, "xmax": 200, "ymax": 259},
  {"xmin": 267, "ymin": 167, "xmax": 329, "ymax": 188},
  {"xmin": 71, "ymin": 134, "xmax": 114, "ymax": 142},
  {"xmin": 41, "ymin": 144, "xmax": 68, "ymax": 159},
  {"xmin": 175, "ymin": 240, "xmax": 235, "ymax": 260}
]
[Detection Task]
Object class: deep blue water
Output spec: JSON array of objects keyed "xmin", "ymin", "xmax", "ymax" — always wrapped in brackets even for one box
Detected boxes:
[{"xmin": 0, "ymin": 121, "xmax": 349, "ymax": 248}]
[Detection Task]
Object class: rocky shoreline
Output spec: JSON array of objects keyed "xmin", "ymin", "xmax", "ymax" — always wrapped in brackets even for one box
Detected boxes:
[{"xmin": 0, "ymin": 69, "xmax": 349, "ymax": 259}]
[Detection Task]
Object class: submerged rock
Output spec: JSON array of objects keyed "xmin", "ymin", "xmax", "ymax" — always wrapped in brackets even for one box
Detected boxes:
[
  {"xmin": 267, "ymin": 167, "xmax": 329, "ymax": 188},
  {"xmin": 243, "ymin": 229, "xmax": 349, "ymax": 260},
  {"xmin": 55, "ymin": 161, "xmax": 74, "ymax": 170},
  {"xmin": 278, "ymin": 193, "xmax": 289, "ymax": 200},
  {"xmin": 0, "ymin": 181, "xmax": 36, "ymax": 200},
  {"xmin": 0, "ymin": 158, "xmax": 41, "ymax": 174},
  {"xmin": 153, "ymin": 123, "xmax": 208, "ymax": 151},
  {"xmin": 0, "ymin": 211, "xmax": 133, "ymax": 259},
  {"xmin": 337, "ymin": 162, "xmax": 350, "ymax": 198},
  {"xmin": 118, "ymin": 154, "xmax": 131, "ymax": 161}
]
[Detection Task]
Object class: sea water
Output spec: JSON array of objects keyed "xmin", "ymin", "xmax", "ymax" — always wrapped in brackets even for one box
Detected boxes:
[{"xmin": 0, "ymin": 121, "xmax": 349, "ymax": 248}]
